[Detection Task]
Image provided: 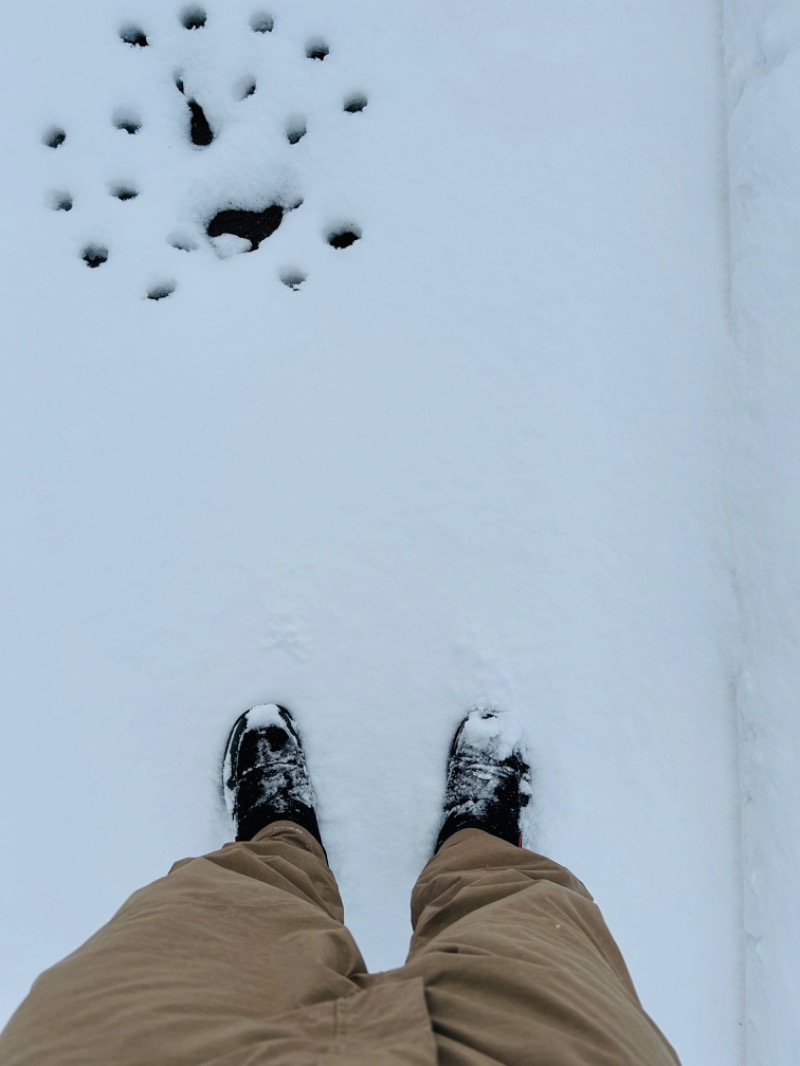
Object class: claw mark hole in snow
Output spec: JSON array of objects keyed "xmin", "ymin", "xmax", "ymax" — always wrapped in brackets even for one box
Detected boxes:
[
  {"xmin": 327, "ymin": 226, "xmax": 361, "ymax": 249},
  {"xmin": 188, "ymin": 100, "xmax": 214, "ymax": 146},
  {"xmin": 306, "ymin": 39, "xmax": 329, "ymax": 61},
  {"xmin": 113, "ymin": 110, "xmax": 141, "ymax": 135},
  {"xmin": 280, "ymin": 268, "xmax": 306, "ymax": 291},
  {"xmin": 44, "ymin": 127, "xmax": 66, "ymax": 149},
  {"xmin": 236, "ymin": 77, "xmax": 257, "ymax": 100},
  {"xmin": 344, "ymin": 94, "xmax": 368, "ymax": 113},
  {"xmin": 50, "ymin": 191, "xmax": 73, "ymax": 212},
  {"xmin": 120, "ymin": 25, "xmax": 148, "ymax": 47},
  {"xmin": 181, "ymin": 7, "xmax": 206, "ymax": 30},
  {"xmin": 250, "ymin": 12, "xmax": 274, "ymax": 33},
  {"xmin": 111, "ymin": 185, "xmax": 138, "ymax": 201},
  {"xmin": 82, "ymin": 245, "xmax": 108, "ymax": 268},
  {"xmin": 286, "ymin": 119, "xmax": 306, "ymax": 145},
  {"xmin": 206, "ymin": 205, "xmax": 285, "ymax": 250},
  {"xmin": 169, "ymin": 233, "xmax": 198, "ymax": 252},
  {"xmin": 147, "ymin": 282, "xmax": 176, "ymax": 301}
]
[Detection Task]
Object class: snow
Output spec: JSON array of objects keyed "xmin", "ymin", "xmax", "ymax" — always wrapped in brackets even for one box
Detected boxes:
[
  {"xmin": 722, "ymin": 2, "xmax": 800, "ymax": 1063},
  {"xmin": 457, "ymin": 708, "xmax": 525, "ymax": 765},
  {"xmin": 0, "ymin": 1, "xmax": 797, "ymax": 1063},
  {"xmin": 211, "ymin": 234, "xmax": 253, "ymax": 258},
  {"xmin": 244, "ymin": 702, "xmax": 286, "ymax": 731}
]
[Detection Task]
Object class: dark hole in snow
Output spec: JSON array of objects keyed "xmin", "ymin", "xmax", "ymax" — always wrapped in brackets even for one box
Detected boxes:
[
  {"xmin": 83, "ymin": 245, "xmax": 108, "ymax": 268},
  {"xmin": 188, "ymin": 100, "xmax": 214, "ymax": 146},
  {"xmin": 306, "ymin": 41, "xmax": 329, "ymax": 60},
  {"xmin": 280, "ymin": 270, "xmax": 307, "ymax": 291},
  {"xmin": 207, "ymin": 205, "xmax": 285, "ymax": 250},
  {"xmin": 114, "ymin": 114, "xmax": 141, "ymax": 135},
  {"xmin": 44, "ymin": 128, "xmax": 66, "ymax": 149},
  {"xmin": 287, "ymin": 122, "xmax": 306, "ymax": 145},
  {"xmin": 328, "ymin": 228, "xmax": 360, "ymax": 250},
  {"xmin": 239, "ymin": 79, "xmax": 257, "ymax": 99},
  {"xmin": 181, "ymin": 7, "xmax": 206, "ymax": 29},
  {"xmin": 147, "ymin": 283, "xmax": 176, "ymax": 301},
  {"xmin": 176, "ymin": 77, "xmax": 185, "ymax": 93},
  {"xmin": 111, "ymin": 186, "xmax": 138, "ymax": 201},
  {"xmin": 52, "ymin": 193, "xmax": 73, "ymax": 211},
  {"xmin": 344, "ymin": 94, "xmax": 368, "ymax": 114},
  {"xmin": 250, "ymin": 13, "xmax": 274, "ymax": 33},
  {"xmin": 120, "ymin": 26, "xmax": 148, "ymax": 47}
]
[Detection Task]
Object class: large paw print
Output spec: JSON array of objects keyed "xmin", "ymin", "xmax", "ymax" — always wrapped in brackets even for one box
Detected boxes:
[{"xmin": 43, "ymin": 7, "xmax": 369, "ymax": 301}]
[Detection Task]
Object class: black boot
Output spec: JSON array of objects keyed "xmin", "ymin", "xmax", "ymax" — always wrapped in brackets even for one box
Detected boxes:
[
  {"xmin": 222, "ymin": 704, "xmax": 323, "ymax": 847},
  {"xmin": 435, "ymin": 709, "xmax": 532, "ymax": 851}
]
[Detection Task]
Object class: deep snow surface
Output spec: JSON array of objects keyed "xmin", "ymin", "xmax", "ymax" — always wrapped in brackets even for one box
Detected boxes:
[
  {"xmin": 3, "ymin": 2, "xmax": 794, "ymax": 1063},
  {"xmin": 723, "ymin": 2, "xmax": 800, "ymax": 1063}
]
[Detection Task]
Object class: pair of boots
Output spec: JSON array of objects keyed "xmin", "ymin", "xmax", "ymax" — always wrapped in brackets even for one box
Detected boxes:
[{"xmin": 223, "ymin": 705, "xmax": 532, "ymax": 853}]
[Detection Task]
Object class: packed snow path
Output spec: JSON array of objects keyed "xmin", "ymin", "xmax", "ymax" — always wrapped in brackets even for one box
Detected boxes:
[{"xmin": 3, "ymin": 2, "xmax": 797, "ymax": 1063}]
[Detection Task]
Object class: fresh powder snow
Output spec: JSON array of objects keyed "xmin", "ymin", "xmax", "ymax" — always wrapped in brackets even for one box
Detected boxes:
[{"xmin": 1, "ymin": 2, "xmax": 798, "ymax": 1064}]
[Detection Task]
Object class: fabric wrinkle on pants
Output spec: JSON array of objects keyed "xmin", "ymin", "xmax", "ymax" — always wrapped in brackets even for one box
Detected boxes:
[
  {"xmin": 401, "ymin": 830, "xmax": 681, "ymax": 1065},
  {"xmin": 0, "ymin": 821, "xmax": 681, "ymax": 1066}
]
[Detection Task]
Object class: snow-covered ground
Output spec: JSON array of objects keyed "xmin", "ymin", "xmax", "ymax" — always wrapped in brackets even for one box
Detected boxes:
[
  {"xmin": 723, "ymin": 2, "xmax": 800, "ymax": 1063},
  {"xmin": 1, "ymin": 1, "xmax": 797, "ymax": 1063}
]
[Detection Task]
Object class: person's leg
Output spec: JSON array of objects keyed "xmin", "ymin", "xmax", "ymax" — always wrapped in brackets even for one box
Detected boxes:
[
  {"xmin": 0, "ymin": 821, "xmax": 368, "ymax": 1066},
  {"xmin": 1, "ymin": 706, "xmax": 370, "ymax": 1066},
  {"xmin": 403, "ymin": 828, "xmax": 681, "ymax": 1066},
  {"xmin": 395, "ymin": 709, "xmax": 681, "ymax": 1065}
]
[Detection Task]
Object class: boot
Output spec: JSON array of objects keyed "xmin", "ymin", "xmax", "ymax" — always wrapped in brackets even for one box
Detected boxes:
[
  {"xmin": 435, "ymin": 709, "xmax": 531, "ymax": 851},
  {"xmin": 222, "ymin": 704, "xmax": 323, "ymax": 847}
]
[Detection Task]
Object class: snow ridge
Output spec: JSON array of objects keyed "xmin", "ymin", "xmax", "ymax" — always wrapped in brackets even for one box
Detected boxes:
[{"xmin": 722, "ymin": 2, "xmax": 800, "ymax": 1062}]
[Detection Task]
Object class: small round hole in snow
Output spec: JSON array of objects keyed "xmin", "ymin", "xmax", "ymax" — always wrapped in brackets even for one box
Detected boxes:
[
  {"xmin": 83, "ymin": 245, "xmax": 109, "ymax": 269},
  {"xmin": 286, "ymin": 121, "xmax": 306, "ymax": 145},
  {"xmin": 111, "ymin": 185, "xmax": 138, "ymax": 201},
  {"xmin": 113, "ymin": 111, "xmax": 142, "ymax": 135},
  {"xmin": 327, "ymin": 227, "xmax": 361, "ymax": 250},
  {"xmin": 280, "ymin": 269, "xmax": 307, "ymax": 291},
  {"xmin": 181, "ymin": 7, "xmax": 206, "ymax": 29},
  {"xmin": 44, "ymin": 127, "xmax": 66, "ymax": 149},
  {"xmin": 250, "ymin": 12, "xmax": 274, "ymax": 33},
  {"xmin": 306, "ymin": 39, "xmax": 329, "ymax": 60},
  {"xmin": 147, "ymin": 282, "xmax": 176, "ymax": 301},
  {"xmin": 236, "ymin": 78, "xmax": 257, "ymax": 100},
  {"xmin": 120, "ymin": 25, "xmax": 148, "ymax": 47},
  {"xmin": 344, "ymin": 94, "xmax": 368, "ymax": 114},
  {"xmin": 50, "ymin": 191, "xmax": 73, "ymax": 211}
]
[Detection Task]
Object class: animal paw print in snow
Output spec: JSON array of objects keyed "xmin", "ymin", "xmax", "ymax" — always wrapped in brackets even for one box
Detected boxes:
[{"xmin": 43, "ymin": 7, "xmax": 369, "ymax": 300}]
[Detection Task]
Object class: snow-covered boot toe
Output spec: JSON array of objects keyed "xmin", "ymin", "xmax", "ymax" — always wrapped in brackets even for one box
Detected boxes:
[
  {"xmin": 435, "ymin": 709, "xmax": 531, "ymax": 851},
  {"xmin": 222, "ymin": 704, "xmax": 323, "ymax": 846}
]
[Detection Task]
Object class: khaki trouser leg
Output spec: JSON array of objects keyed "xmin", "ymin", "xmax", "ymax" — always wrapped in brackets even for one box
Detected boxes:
[
  {"xmin": 402, "ymin": 828, "xmax": 682, "ymax": 1066},
  {"xmin": 0, "ymin": 822, "xmax": 368, "ymax": 1066},
  {"xmin": 1, "ymin": 822, "xmax": 682, "ymax": 1066}
]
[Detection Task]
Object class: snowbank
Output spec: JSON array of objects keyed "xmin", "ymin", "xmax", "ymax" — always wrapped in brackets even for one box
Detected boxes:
[{"xmin": 723, "ymin": 2, "xmax": 800, "ymax": 1062}]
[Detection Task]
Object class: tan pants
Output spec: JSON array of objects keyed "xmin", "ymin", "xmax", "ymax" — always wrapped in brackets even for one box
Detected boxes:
[{"xmin": 0, "ymin": 824, "xmax": 681, "ymax": 1065}]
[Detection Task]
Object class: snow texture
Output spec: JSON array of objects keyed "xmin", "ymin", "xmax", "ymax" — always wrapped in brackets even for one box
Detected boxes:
[
  {"xmin": 0, "ymin": 1, "xmax": 797, "ymax": 1063},
  {"xmin": 457, "ymin": 708, "xmax": 525, "ymax": 765},
  {"xmin": 245, "ymin": 702, "xmax": 288, "ymax": 732},
  {"xmin": 722, "ymin": 2, "xmax": 800, "ymax": 1063}
]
